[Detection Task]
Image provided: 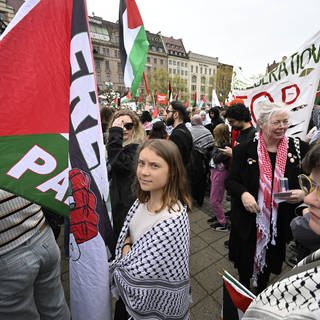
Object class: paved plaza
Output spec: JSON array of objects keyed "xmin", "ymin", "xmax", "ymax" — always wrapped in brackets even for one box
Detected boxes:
[{"xmin": 58, "ymin": 196, "xmax": 290, "ymax": 320}]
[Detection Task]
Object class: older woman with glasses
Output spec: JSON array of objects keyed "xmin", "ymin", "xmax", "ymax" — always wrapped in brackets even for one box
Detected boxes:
[
  {"xmin": 225, "ymin": 101, "xmax": 309, "ymax": 293},
  {"xmin": 243, "ymin": 143, "xmax": 320, "ymax": 319}
]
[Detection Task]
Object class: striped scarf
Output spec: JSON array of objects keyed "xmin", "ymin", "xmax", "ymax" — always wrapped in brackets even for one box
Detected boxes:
[{"xmin": 254, "ymin": 132, "xmax": 288, "ymax": 285}]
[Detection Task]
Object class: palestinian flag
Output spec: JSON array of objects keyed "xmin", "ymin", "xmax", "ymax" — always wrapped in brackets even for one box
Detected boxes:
[
  {"xmin": 0, "ymin": 1, "xmax": 115, "ymax": 319},
  {"xmin": 168, "ymin": 81, "xmax": 173, "ymax": 104},
  {"xmin": 222, "ymin": 271, "xmax": 255, "ymax": 320},
  {"xmin": 193, "ymin": 91, "xmax": 198, "ymax": 107},
  {"xmin": 119, "ymin": 0, "xmax": 149, "ymax": 97}
]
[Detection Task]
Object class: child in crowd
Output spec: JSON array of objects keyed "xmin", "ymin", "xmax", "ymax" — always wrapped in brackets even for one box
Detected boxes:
[{"xmin": 208, "ymin": 123, "xmax": 230, "ymax": 231}]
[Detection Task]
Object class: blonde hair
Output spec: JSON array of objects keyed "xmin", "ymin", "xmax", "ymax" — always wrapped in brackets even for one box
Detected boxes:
[
  {"xmin": 213, "ymin": 123, "xmax": 230, "ymax": 146},
  {"xmin": 111, "ymin": 110, "xmax": 145, "ymax": 146},
  {"xmin": 134, "ymin": 139, "xmax": 192, "ymax": 212}
]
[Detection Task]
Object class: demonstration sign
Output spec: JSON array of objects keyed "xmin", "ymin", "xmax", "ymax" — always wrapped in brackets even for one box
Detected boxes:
[{"xmin": 233, "ymin": 31, "xmax": 320, "ymax": 139}]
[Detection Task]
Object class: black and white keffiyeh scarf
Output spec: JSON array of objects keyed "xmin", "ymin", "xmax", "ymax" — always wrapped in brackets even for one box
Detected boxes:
[
  {"xmin": 110, "ymin": 200, "xmax": 191, "ymax": 320},
  {"xmin": 243, "ymin": 249, "xmax": 320, "ymax": 319}
]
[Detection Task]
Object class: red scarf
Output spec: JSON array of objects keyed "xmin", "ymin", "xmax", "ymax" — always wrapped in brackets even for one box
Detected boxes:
[{"xmin": 253, "ymin": 132, "xmax": 288, "ymax": 285}]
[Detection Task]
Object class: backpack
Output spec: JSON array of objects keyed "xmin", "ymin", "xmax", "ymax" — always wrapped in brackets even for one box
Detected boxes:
[{"xmin": 187, "ymin": 145, "xmax": 208, "ymax": 184}]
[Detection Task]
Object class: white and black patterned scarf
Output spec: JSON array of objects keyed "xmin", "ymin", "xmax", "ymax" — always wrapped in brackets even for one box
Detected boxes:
[
  {"xmin": 110, "ymin": 200, "xmax": 191, "ymax": 320},
  {"xmin": 243, "ymin": 249, "xmax": 320, "ymax": 319}
]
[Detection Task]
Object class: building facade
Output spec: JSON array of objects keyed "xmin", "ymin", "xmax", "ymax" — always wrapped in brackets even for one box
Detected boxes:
[
  {"xmin": 89, "ymin": 16, "xmax": 125, "ymax": 93},
  {"xmin": 161, "ymin": 35, "xmax": 189, "ymax": 100},
  {"xmin": 188, "ymin": 52, "xmax": 219, "ymax": 102},
  {"xmin": 0, "ymin": 0, "xmax": 22, "ymax": 34},
  {"xmin": 145, "ymin": 31, "xmax": 167, "ymax": 74},
  {"xmin": 2, "ymin": 7, "xmax": 233, "ymax": 104}
]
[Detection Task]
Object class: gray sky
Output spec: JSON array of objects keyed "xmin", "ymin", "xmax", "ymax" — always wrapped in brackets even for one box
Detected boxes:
[{"xmin": 86, "ymin": 0, "xmax": 320, "ymax": 76}]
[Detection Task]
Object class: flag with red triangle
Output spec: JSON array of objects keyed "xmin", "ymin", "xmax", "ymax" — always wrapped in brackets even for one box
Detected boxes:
[
  {"xmin": 119, "ymin": 0, "xmax": 149, "ymax": 96},
  {"xmin": 0, "ymin": 1, "xmax": 115, "ymax": 319},
  {"xmin": 222, "ymin": 271, "xmax": 255, "ymax": 320},
  {"xmin": 168, "ymin": 81, "xmax": 173, "ymax": 104}
]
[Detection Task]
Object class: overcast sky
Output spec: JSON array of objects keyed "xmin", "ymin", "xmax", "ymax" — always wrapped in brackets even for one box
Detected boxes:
[{"xmin": 86, "ymin": 0, "xmax": 320, "ymax": 76}]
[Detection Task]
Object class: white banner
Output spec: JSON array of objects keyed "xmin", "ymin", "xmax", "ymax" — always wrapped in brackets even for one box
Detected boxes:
[{"xmin": 233, "ymin": 31, "xmax": 320, "ymax": 139}]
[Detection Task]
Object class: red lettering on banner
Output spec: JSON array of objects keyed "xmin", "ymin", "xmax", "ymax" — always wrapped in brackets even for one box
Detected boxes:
[
  {"xmin": 281, "ymin": 84, "xmax": 300, "ymax": 105},
  {"xmin": 250, "ymin": 92, "xmax": 274, "ymax": 122}
]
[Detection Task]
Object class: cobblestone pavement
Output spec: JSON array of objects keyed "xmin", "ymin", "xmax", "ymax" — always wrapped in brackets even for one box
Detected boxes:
[{"xmin": 58, "ymin": 195, "xmax": 291, "ymax": 320}]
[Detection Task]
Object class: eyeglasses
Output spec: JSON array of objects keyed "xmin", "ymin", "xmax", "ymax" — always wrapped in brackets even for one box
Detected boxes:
[
  {"xmin": 270, "ymin": 120, "xmax": 289, "ymax": 127},
  {"xmin": 298, "ymin": 174, "xmax": 320, "ymax": 201},
  {"xmin": 123, "ymin": 123, "xmax": 134, "ymax": 130}
]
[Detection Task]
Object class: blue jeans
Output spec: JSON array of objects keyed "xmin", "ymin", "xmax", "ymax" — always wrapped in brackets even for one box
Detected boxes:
[{"xmin": 0, "ymin": 224, "xmax": 70, "ymax": 320}]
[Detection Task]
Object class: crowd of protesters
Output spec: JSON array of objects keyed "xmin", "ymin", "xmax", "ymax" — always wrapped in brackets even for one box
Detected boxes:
[
  {"xmin": 2, "ymin": 95, "xmax": 320, "ymax": 320},
  {"xmin": 100, "ymin": 99, "xmax": 320, "ymax": 319}
]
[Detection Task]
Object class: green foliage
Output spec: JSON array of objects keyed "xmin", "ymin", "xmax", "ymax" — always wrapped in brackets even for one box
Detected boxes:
[{"xmin": 146, "ymin": 68, "xmax": 189, "ymax": 102}]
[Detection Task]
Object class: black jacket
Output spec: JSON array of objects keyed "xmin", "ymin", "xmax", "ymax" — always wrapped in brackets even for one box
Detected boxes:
[
  {"xmin": 169, "ymin": 123, "xmax": 193, "ymax": 167},
  {"xmin": 225, "ymin": 137, "xmax": 309, "ymax": 274},
  {"xmin": 107, "ymin": 127, "xmax": 139, "ymax": 239}
]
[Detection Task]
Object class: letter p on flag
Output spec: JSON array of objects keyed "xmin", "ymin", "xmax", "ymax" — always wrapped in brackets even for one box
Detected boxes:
[{"xmin": 7, "ymin": 145, "xmax": 57, "ymax": 179}]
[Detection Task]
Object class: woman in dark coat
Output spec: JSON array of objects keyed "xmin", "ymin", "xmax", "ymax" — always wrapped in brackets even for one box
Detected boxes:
[
  {"xmin": 107, "ymin": 110, "xmax": 145, "ymax": 239},
  {"xmin": 205, "ymin": 107, "xmax": 224, "ymax": 134},
  {"xmin": 225, "ymin": 101, "xmax": 309, "ymax": 293},
  {"xmin": 107, "ymin": 110, "xmax": 145, "ymax": 319}
]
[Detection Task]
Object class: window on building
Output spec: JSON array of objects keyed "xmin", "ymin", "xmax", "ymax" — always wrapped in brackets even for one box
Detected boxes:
[
  {"xmin": 117, "ymin": 62, "xmax": 121, "ymax": 73},
  {"xmin": 105, "ymin": 61, "xmax": 110, "ymax": 72},
  {"xmin": 173, "ymin": 61, "xmax": 176, "ymax": 65},
  {"xmin": 185, "ymin": 71, "xmax": 187, "ymax": 76},
  {"xmin": 196, "ymin": 66, "xmax": 198, "ymax": 73},
  {"xmin": 191, "ymin": 85, "xmax": 196, "ymax": 91},
  {"xmin": 147, "ymin": 57, "xmax": 150, "ymax": 63},
  {"xmin": 169, "ymin": 60, "xmax": 172, "ymax": 65},
  {"xmin": 151, "ymin": 45, "xmax": 156, "ymax": 51},
  {"xmin": 191, "ymin": 65, "xmax": 193, "ymax": 73},
  {"xmin": 209, "ymin": 68, "xmax": 211, "ymax": 75},
  {"xmin": 93, "ymin": 46, "xmax": 99, "ymax": 54},
  {"xmin": 177, "ymin": 61, "xmax": 180, "ymax": 66},
  {"xmin": 169, "ymin": 68, "xmax": 172, "ymax": 73},
  {"xmin": 95, "ymin": 61, "xmax": 101, "ymax": 71},
  {"xmin": 192, "ymin": 75, "xmax": 197, "ymax": 83},
  {"xmin": 154, "ymin": 58, "xmax": 157, "ymax": 64},
  {"xmin": 201, "ymin": 86, "xmax": 205, "ymax": 93},
  {"xmin": 160, "ymin": 59, "xmax": 164, "ymax": 65},
  {"xmin": 173, "ymin": 69, "xmax": 176, "ymax": 74},
  {"xmin": 105, "ymin": 60, "xmax": 111, "ymax": 81},
  {"xmin": 205, "ymin": 68, "xmax": 207, "ymax": 75},
  {"xmin": 201, "ymin": 77, "xmax": 206, "ymax": 84},
  {"xmin": 96, "ymin": 72, "xmax": 102, "ymax": 84},
  {"xmin": 147, "ymin": 66, "xmax": 151, "ymax": 72},
  {"xmin": 200, "ymin": 67, "xmax": 202, "ymax": 74}
]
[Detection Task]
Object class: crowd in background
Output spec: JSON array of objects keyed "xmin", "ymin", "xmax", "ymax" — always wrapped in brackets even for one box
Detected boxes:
[{"xmin": 100, "ymin": 99, "xmax": 320, "ymax": 319}]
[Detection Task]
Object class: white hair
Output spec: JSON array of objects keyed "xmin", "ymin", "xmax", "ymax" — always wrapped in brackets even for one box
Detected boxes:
[{"xmin": 256, "ymin": 101, "xmax": 289, "ymax": 130}]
